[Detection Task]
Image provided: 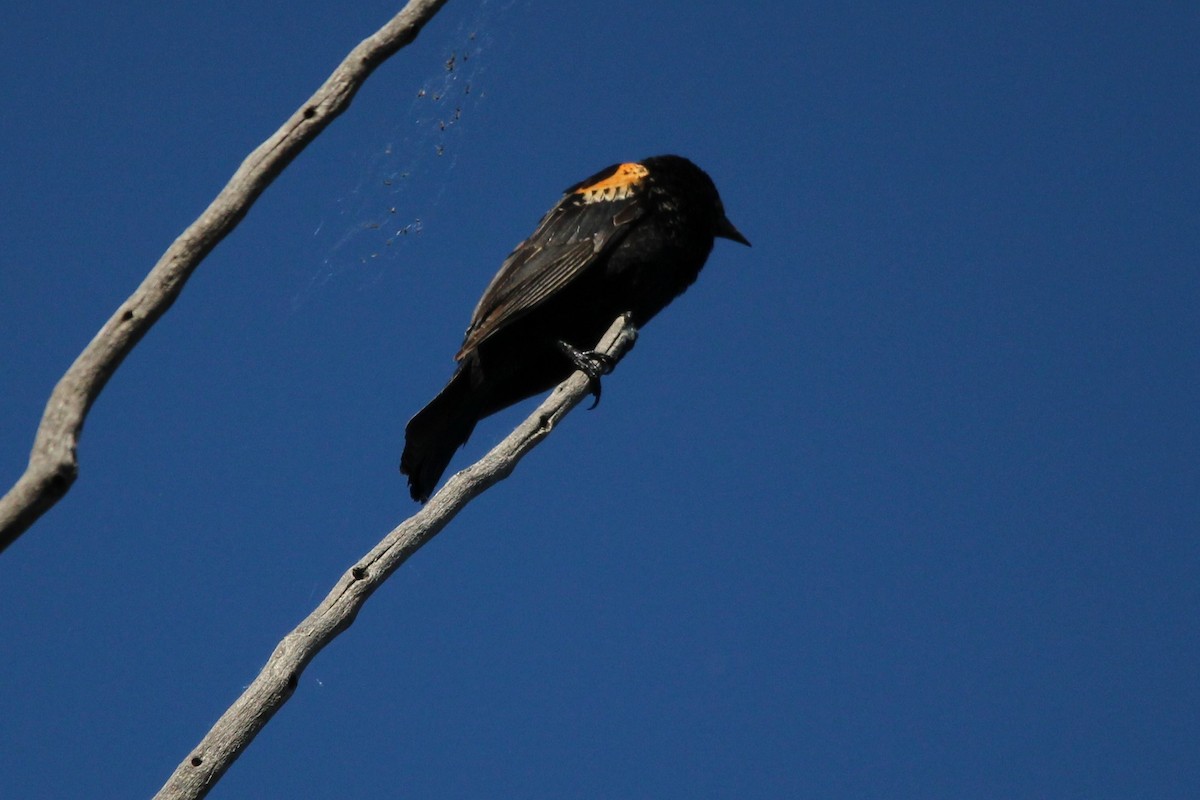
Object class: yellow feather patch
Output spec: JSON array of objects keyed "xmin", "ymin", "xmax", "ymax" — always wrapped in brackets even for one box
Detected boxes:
[{"xmin": 576, "ymin": 162, "xmax": 648, "ymax": 204}]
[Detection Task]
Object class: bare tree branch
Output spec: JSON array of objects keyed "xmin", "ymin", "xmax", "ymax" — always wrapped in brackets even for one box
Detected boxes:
[
  {"xmin": 151, "ymin": 315, "xmax": 638, "ymax": 800},
  {"xmin": 0, "ymin": 0, "xmax": 452, "ymax": 556}
]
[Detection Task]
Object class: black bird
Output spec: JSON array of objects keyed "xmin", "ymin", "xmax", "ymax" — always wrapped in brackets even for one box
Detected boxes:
[{"xmin": 400, "ymin": 154, "xmax": 749, "ymax": 502}]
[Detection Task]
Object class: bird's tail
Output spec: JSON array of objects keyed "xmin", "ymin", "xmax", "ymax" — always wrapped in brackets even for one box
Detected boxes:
[{"xmin": 400, "ymin": 367, "xmax": 480, "ymax": 502}]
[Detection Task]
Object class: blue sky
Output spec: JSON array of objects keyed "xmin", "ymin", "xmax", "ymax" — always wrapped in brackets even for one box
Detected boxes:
[{"xmin": 2, "ymin": 2, "xmax": 1198, "ymax": 797}]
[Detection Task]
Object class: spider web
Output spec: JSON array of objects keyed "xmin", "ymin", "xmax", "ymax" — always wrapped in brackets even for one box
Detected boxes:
[{"xmin": 294, "ymin": 0, "xmax": 515, "ymax": 309}]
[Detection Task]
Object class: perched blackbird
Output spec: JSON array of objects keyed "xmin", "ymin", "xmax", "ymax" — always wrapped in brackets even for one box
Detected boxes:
[{"xmin": 400, "ymin": 154, "xmax": 749, "ymax": 502}]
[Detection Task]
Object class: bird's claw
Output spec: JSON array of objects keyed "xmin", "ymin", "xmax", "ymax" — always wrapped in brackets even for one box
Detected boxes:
[{"xmin": 556, "ymin": 340, "xmax": 616, "ymax": 409}]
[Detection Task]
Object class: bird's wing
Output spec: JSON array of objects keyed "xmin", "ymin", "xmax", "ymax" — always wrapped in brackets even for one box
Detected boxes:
[{"xmin": 455, "ymin": 162, "xmax": 650, "ymax": 359}]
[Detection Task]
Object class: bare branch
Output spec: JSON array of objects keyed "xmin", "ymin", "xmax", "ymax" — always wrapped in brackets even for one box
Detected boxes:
[
  {"xmin": 151, "ymin": 315, "xmax": 638, "ymax": 800},
  {"xmin": 0, "ymin": 0, "xmax": 452, "ymax": 555}
]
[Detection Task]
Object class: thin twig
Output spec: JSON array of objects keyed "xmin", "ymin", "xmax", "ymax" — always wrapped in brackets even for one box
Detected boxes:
[
  {"xmin": 152, "ymin": 314, "xmax": 638, "ymax": 800},
  {"xmin": 0, "ymin": 0, "xmax": 452, "ymax": 555}
]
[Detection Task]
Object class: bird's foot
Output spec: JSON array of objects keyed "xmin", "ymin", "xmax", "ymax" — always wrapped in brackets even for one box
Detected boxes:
[{"xmin": 556, "ymin": 340, "xmax": 616, "ymax": 409}]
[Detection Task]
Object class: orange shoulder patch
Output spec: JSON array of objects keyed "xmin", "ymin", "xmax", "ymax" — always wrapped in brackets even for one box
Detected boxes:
[{"xmin": 575, "ymin": 162, "xmax": 648, "ymax": 204}]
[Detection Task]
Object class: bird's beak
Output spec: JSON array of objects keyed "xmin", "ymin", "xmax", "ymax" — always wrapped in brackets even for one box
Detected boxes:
[{"xmin": 716, "ymin": 214, "xmax": 751, "ymax": 246}]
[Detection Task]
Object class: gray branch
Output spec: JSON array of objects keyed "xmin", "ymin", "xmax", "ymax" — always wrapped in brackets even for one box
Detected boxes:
[
  {"xmin": 0, "ymin": 0, "xmax": 451, "ymax": 555},
  {"xmin": 152, "ymin": 314, "xmax": 638, "ymax": 800}
]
